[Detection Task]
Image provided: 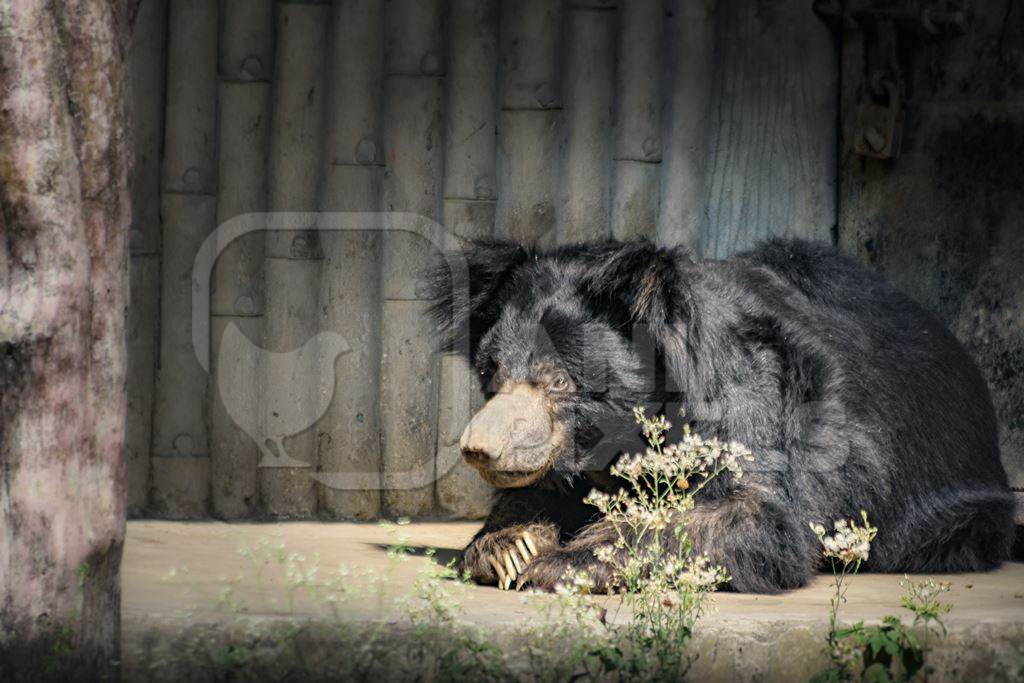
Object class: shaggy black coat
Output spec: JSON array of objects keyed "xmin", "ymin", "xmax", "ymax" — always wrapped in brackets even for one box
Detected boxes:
[{"xmin": 428, "ymin": 238, "xmax": 1017, "ymax": 593}]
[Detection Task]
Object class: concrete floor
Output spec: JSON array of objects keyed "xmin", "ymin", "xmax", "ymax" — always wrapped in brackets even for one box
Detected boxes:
[
  {"xmin": 122, "ymin": 521, "xmax": 1024, "ymax": 681},
  {"xmin": 123, "ymin": 520, "xmax": 1024, "ymax": 624}
]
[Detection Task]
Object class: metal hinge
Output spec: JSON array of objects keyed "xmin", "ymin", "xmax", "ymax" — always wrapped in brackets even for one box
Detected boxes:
[
  {"xmin": 815, "ymin": 0, "xmax": 968, "ymax": 34},
  {"xmin": 814, "ymin": 0, "xmax": 969, "ymax": 160}
]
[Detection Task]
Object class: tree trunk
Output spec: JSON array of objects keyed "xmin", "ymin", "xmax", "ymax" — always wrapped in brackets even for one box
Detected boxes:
[{"xmin": 0, "ymin": 0, "xmax": 131, "ymax": 678}]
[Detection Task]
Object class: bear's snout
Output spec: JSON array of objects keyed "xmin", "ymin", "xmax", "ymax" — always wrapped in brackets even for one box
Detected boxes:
[{"xmin": 459, "ymin": 384, "xmax": 560, "ymax": 487}]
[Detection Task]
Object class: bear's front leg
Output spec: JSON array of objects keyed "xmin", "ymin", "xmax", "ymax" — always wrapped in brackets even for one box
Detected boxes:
[
  {"xmin": 514, "ymin": 520, "xmax": 620, "ymax": 592},
  {"xmin": 685, "ymin": 485, "xmax": 814, "ymax": 593},
  {"xmin": 517, "ymin": 484, "xmax": 814, "ymax": 594},
  {"xmin": 461, "ymin": 488, "xmax": 563, "ymax": 589}
]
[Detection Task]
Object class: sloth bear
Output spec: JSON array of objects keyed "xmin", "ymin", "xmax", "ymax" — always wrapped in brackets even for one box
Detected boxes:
[{"xmin": 426, "ymin": 238, "xmax": 1017, "ymax": 594}]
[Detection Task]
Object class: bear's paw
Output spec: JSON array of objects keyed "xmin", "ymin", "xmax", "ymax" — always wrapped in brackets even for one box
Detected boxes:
[{"xmin": 461, "ymin": 523, "xmax": 558, "ymax": 590}]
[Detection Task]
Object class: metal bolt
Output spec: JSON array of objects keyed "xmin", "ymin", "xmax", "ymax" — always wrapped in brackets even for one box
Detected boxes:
[
  {"xmin": 356, "ymin": 137, "xmax": 378, "ymax": 165},
  {"xmin": 240, "ymin": 55, "xmax": 265, "ymax": 80},
  {"xmin": 474, "ymin": 174, "xmax": 495, "ymax": 199},
  {"xmin": 173, "ymin": 433, "xmax": 194, "ymax": 457},
  {"xmin": 291, "ymin": 234, "xmax": 319, "ymax": 259},
  {"xmin": 414, "ymin": 279, "xmax": 434, "ymax": 299},
  {"xmin": 129, "ymin": 228, "xmax": 144, "ymax": 252},
  {"xmin": 534, "ymin": 82, "xmax": 557, "ymax": 108},
  {"xmin": 420, "ymin": 51, "xmax": 441, "ymax": 75},
  {"xmin": 863, "ymin": 126, "xmax": 887, "ymax": 153},
  {"xmin": 182, "ymin": 167, "xmax": 203, "ymax": 191},
  {"xmin": 641, "ymin": 136, "xmax": 660, "ymax": 158},
  {"xmin": 234, "ymin": 294, "xmax": 256, "ymax": 316}
]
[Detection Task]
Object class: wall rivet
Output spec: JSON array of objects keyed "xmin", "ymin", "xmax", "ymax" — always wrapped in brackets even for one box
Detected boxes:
[
  {"xmin": 420, "ymin": 52, "xmax": 441, "ymax": 75},
  {"xmin": 129, "ymin": 228, "xmax": 144, "ymax": 251},
  {"xmin": 234, "ymin": 294, "xmax": 256, "ymax": 316},
  {"xmin": 182, "ymin": 167, "xmax": 203, "ymax": 191},
  {"xmin": 642, "ymin": 136, "xmax": 660, "ymax": 158},
  {"xmin": 356, "ymin": 138, "xmax": 378, "ymax": 164},
  {"xmin": 240, "ymin": 55, "xmax": 265, "ymax": 80},
  {"xmin": 474, "ymin": 174, "xmax": 495, "ymax": 199},
  {"xmin": 534, "ymin": 82, "xmax": 557, "ymax": 108},
  {"xmin": 173, "ymin": 433, "xmax": 194, "ymax": 457},
  {"xmin": 414, "ymin": 279, "xmax": 434, "ymax": 299}
]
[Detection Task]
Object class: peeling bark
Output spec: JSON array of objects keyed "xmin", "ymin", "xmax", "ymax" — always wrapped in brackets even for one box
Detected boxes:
[{"xmin": 0, "ymin": 0, "xmax": 130, "ymax": 677}]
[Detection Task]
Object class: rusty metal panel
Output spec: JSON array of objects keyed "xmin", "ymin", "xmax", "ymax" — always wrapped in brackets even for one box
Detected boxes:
[
  {"xmin": 379, "ymin": 0, "xmax": 446, "ymax": 517},
  {"xmin": 317, "ymin": 165, "xmax": 384, "ymax": 520},
  {"xmin": 702, "ymin": 0, "xmax": 837, "ymax": 256},
  {"xmin": 436, "ymin": 0, "xmax": 500, "ymax": 518},
  {"xmin": 315, "ymin": 0, "xmax": 387, "ymax": 520},
  {"xmin": 258, "ymin": 2, "xmax": 331, "ymax": 517},
  {"xmin": 557, "ymin": 6, "xmax": 616, "ymax": 244},
  {"xmin": 126, "ymin": 255, "xmax": 159, "ymax": 516}
]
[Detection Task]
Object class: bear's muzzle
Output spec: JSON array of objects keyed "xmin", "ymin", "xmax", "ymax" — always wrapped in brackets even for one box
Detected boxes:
[{"xmin": 459, "ymin": 383, "xmax": 563, "ymax": 487}]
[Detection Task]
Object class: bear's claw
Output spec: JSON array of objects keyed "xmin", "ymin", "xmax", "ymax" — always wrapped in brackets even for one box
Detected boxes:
[
  {"xmin": 462, "ymin": 525, "xmax": 556, "ymax": 590},
  {"xmin": 492, "ymin": 531, "xmax": 537, "ymax": 589}
]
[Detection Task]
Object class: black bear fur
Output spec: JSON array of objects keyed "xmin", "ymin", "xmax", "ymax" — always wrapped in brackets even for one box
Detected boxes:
[{"xmin": 426, "ymin": 238, "xmax": 1017, "ymax": 593}]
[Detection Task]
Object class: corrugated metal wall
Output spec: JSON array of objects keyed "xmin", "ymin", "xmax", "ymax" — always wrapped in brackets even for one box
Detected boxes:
[{"xmin": 126, "ymin": 0, "xmax": 838, "ymax": 520}]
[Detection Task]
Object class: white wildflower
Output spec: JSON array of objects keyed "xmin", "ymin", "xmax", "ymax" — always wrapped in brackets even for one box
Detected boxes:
[
  {"xmin": 593, "ymin": 545, "xmax": 617, "ymax": 564},
  {"xmin": 810, "ymin": 510, "xmax": 878, "ymax": 565}
]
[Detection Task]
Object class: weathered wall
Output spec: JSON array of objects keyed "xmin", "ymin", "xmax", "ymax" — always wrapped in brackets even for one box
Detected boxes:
[
  {"xmin": 124, "ymin": 0, "xmax": 839, "ymax": 520},
  {"xmin": 835, "ymin": 0, "xmax": 1024, "ymax": 519}
]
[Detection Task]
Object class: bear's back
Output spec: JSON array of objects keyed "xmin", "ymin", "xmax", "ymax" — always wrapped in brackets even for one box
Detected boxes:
[{"xmin": 734, "ymin": 238, "xmax": 1004, "ymax": 488}]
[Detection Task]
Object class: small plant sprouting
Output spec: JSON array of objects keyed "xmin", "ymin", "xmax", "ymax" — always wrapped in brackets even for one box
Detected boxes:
[
  {"xmin": 532, "ymin": 406, "xmax": 752, "ymax": 681},
  {"xmin": 899, "ymin": 575, "xmax": 952, "ymax": 635},
  {"xmin": 811, "ymin": 511, "xmax": 879, "ymax": 680},
  {"xmin": 809, "ymin": 514, "xmax": 953, "ymax": 683},
  {"xmin": 898, "ymin": 576, "xmax": 952, "ymax": 682},
  {"xmin": 381, "ymin": 517, "xmax": 414, "ymax": 559},
  {"xmin": 397, "ymin": 548, "xmax": 508, "ymax": 681}
]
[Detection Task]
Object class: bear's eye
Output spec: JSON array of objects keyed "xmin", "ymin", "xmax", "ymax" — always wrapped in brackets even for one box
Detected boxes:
[{"xmin": 548, "ymin": 372, "xmax": 571, "ymax": 393}]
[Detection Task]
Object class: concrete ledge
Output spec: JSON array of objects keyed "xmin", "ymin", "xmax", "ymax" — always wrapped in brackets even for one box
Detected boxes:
[{"xmin": 122, "ymin": 521, "xmax": 1024, "ymax": 681}]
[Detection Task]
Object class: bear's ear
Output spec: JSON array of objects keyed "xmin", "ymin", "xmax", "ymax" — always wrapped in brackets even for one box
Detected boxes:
[
  {"xmin": 580, "ymin": 240, "xmax": 693, "ymax": 334},
  {"xmin": 423, "ymin": 239, "xmax": 529, "ymax": 353}
]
